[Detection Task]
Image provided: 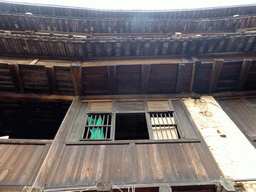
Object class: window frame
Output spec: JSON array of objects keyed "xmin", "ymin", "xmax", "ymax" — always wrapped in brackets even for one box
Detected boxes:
[
  {"xmin": 80, "ymin": 113, "xmax": 113, "ymax": 141},
  {"xmin": 75, "ymin": 99, "xmax": 199, "ymax": 143}
]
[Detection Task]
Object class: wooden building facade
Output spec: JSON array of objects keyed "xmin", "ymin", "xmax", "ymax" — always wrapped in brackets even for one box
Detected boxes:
[{"xmin": 0, "ymin": 2, "xmax": 256, "ymax": 192}]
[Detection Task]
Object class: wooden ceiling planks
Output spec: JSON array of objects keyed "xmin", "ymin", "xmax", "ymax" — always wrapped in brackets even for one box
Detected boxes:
[
  {"xmin": 19, "ymin": 64, "xmax": 50, "ymax": 94},
  {"xmin": 244, "ymin": 60, "xmax": 256, "ymax": 90},
  {"xmin": 0, "ymin": 63, "xmax": 15, "ymax": 92}
]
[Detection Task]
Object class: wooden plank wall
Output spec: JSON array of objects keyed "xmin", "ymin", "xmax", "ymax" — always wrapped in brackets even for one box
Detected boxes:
[
  {"xmin": 217, "ymin": 97, "xmax": 256, "ymax": 146},
  {"xmin": 0, "ymin": 144, "xmax": 50, "ymax": 186},
  {"xmin": 40, "ymin": 99, "xmax": 221, "ymax": 190},
  {"xmin": 46, "ymin": 142, "xmax": 220, "ymax": 188}
]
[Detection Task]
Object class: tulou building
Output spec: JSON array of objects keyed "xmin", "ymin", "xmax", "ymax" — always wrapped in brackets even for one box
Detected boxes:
[{"xmin": 0, "ymin": 1, "xmax": 256, "ymax": 192}]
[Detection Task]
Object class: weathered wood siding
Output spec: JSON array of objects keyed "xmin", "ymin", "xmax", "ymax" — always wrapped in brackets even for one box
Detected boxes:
[
  {"xmin": 47, "ymin": 142, "xmax": 220, "ymax": 188},
  {"xmin": 0, "ymin": 144, "xmax": 50, "ymax": 186},
  {"xmin": 217, "ymin": 97, "xmax": 256, "ymax": 146}
]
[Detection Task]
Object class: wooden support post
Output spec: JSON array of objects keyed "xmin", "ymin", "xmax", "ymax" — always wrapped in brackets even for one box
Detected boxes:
[
  {"xmin": 46, "ymin": 66, "xmax": 57, "ymax": 95},
  {"xmin": 141, "ymin": 64, "xmax": 151, "ymax": 94},
  {"xmin": 236, "ymin": 59, "xmax": 252, "ymax": 91},
  {"xmin": 175, "ymin": 63, "xmax": 185, "ymax": 93},
  {"xmin": 190, "ymin": 63, "xmax": 196, "ymax": 93},
  {"xmin": 70, "ymin": 63, "xmax": 82, "ymax": 96},
  {"xmin": 108, "ymin": 65, "xmax": 117, "ymax": 94},
  {"xmin": 8, "ymin": 64, "xmax": 24, "ymax": 93},
  {"xmin": 209, "ymin": 59, "xmax": 224, "ymax": 93}
]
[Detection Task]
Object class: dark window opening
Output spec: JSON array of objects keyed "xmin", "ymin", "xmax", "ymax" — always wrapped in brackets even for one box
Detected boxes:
[
  {"xmin": 115, "ymin": 113, "xmax": 149, "ymax": 140},
  {"xmin": 0, "ymin": 101, "xmax": 71, "ymax": 140},
  {"xmin": 83, "ymin": 114, "xmax": 112, "ymax": 140}
]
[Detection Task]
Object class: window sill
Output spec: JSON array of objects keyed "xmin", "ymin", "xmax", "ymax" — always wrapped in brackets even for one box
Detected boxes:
[
  {"xmin": 0, "ymin": 139, "xmax": 53, "ymax": 145},
  {"xmin": 67, "ymin": 139, "xmax": 201, "ymax": 145}
]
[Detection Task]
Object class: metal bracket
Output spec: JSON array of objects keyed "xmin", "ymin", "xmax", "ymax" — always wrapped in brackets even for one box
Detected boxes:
[
  {"xmin": 159, "ymin": 185, "xmax": 172, "ymax": 192},
  {"xmin": 96, "ymin": 181, "xmax": 113, "ymax": 192},
  {"xmin": 216, "ymin": 177, "xmax": 236, "ymax": 192}
]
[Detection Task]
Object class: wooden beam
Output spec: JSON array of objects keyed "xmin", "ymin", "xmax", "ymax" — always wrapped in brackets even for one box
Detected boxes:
[
  {"xmin": 141, "ymin": 64, "xmax": 151, "ymax": 94},
  {"xmin": 209, "ymin": 59, "xmax": 224, "ymax": 93},
  {"xmin": 45, "ymin": 66, "xmax": 57, "ymax": 95},
  {"xmin": 236, "ymin": 59, "xmax": 252, "ymax": 91},
  {"xmin": 0, "ymin": 92, "xmax": 74, "ymax": 102},
  {"xmin": 108, "ymin": 65, "xmax": 117, "ymax": 94},
  {"xmin": 8, "ymin": 64, "xmax": 24, "ymax": 93},
  {"xmin": 70, "ymin": 63, "xmax": 82, "ymax": 96},
  {"xmin": 175, "ymin": 63, "xmax": 185, "ymax": 93}
]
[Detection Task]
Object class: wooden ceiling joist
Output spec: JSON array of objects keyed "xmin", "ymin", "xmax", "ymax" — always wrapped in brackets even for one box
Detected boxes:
[
  {"xmin": 236, "ymin": 59, "xmax": 253, "ymax": 91},
  {"xmin": 108, "ymin": 65, "xmax": 117, "ymax": 95},
  {"xmin": 141, "ymin": 64, "xmax": 151, "ymax": 94},
  {"xmin": 8, "ymin": 63, "xmax": 24, "ymax": 93},
  {"xmin": 70, "ymin": 63, "xmax": 82, "ymax": 96},
  {"xmin": 175, "ymin": 63, "xmax": 186, "ymax": 94},
  {"xmin": 45, "ymin": 66, "xmax": 57, "ymax": 95},
  {"xmin": 209, "ymin": 59, "xmax": 224, "ymax": 93}
]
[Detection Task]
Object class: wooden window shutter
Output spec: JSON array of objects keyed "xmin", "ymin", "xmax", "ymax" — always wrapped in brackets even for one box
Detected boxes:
[
  {"xmin": 147, "ymin": 101, "xmax": 171, "ymax": 112},
  {"xmin": 89, "ymin": 102, "xmax": 113, "ymax": 113},
  {"xmin": 171, "ymin": 100, "xmax": 198, "ymax": 139},
  {"xmin": 115, "ymin": 101, "xmax": 145, "ymax": 112}
]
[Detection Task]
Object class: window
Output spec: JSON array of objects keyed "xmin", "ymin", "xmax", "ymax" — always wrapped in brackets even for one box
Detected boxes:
[
  {"xmin": 72, "ymin": 100, "xmax": 198, "ymax": 142},
  {"xmin": 150, "ymin": 112, "xmax": 180, "ymax": 140},
  {"xmin": 83, "ymin": 114, "xmax": 112, "ymax": 140},
  {"xmin": 0, "ymin": 100, "xmax": 71, "ymax": 141},
  {"xmin": 115, "ymin": 113, "xmax": 149, "ymax": 140}
]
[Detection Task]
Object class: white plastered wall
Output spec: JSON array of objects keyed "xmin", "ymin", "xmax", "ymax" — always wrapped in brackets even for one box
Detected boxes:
[{"xmin": 183, "ymin": 96, "xmax": 256, "ymax": 181}]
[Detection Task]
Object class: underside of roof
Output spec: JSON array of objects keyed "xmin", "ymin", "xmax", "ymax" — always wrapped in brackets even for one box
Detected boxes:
[{"xmin": 0, "ymin": 2, "xmax": 255, "ymax": 96}]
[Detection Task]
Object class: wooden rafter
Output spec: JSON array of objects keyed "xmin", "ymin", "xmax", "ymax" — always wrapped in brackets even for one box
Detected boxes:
[
  {"xmin": 70, "ymin": 63, "xmax": 82, "ymax": 96},
  {"xmin": 46, "ymin": 66, "xmax": 57, "ymax": 95},
  {"xmin": 175, "ymin": 63, "xmax": 185, "ymax": 93},
  {"xmin": 141, "ymin": 64, "xmax": 151, "ymax": 94},
  {"xmin": 108, "ymin": 65, "xmax": 117, "ymax": 95},
  {"xmin": 236, "ymin": 59, "xmax": 252, "ymax": 91},
  {"xmin": 209, "ymin": 59, "xmax": 224, "ymax": 93},
  {"xmin": 8, "ymin": 64, "xmax": 24, "ymax": 93}
]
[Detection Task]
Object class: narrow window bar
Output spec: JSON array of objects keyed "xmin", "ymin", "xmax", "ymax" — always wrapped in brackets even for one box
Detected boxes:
[
  {"xmin": 91, "ymin": 114, "xmax": 97, "ymax": 139},
  {"xmin": 101, "ymin": 114, "xmax": 105, "ymax": 139},
  {"xmin": 156, "ymin": 113, "xmax": 164, "ymax": 140},
  {"xmin": 151, "ymin": 113, "xmax": 159, "ymax": 140},
  {"xmin": 105, "ymin": 114, "xmax": 109, "ymax": 139},
  {"xmin": 160, "ymin": 113, "xmax": 169, "ymax": 139}
]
